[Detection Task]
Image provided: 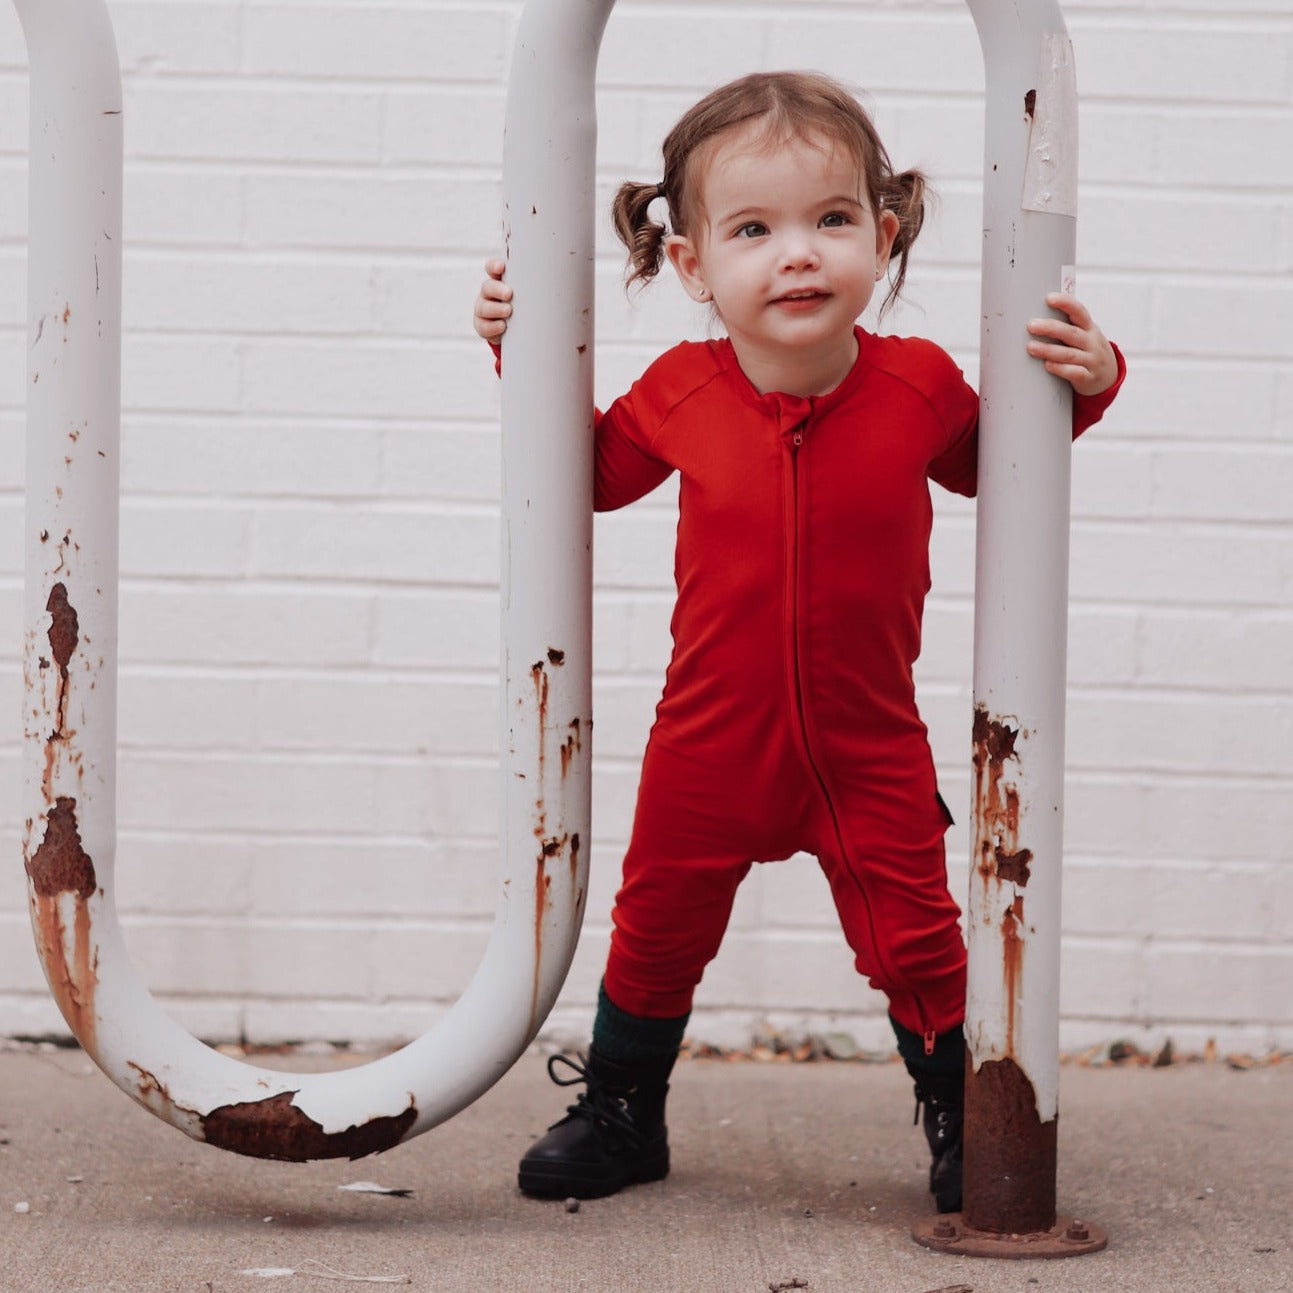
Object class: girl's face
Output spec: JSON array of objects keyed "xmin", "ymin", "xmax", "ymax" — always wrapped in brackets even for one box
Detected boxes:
[{"xmin": 666, "ymin": 122, "xmax": 900, "ymax": 395}]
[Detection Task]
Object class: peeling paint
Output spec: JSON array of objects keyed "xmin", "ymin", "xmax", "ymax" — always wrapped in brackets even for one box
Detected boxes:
[
  {"xmin": 972, "ymin": 706, "xmax": 1033, "ymax": 891},
  {"xmin": 1021, "ymin": 33, "xmax": 1078, "ymax": 217},
  {"xmin": 203, "ymin": 1090, "xmax": 417, "ymax": 1162},
  {"xmin": 128, "ymin": 1061, "xmax": 202, "ymax": 1128},
  {"xmin": 25, "ymin": 798, "xmax": 99, "ymax": 1054}
]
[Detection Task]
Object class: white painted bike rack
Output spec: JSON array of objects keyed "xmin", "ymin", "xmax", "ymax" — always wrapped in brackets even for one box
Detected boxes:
[
  {"xmin": 17, "ymin": 0, "xmax": 598, "ymax": 1161},
  {"xmin": 18, "ymin": 0, "xmax": 1104, "ymax": 1249}
]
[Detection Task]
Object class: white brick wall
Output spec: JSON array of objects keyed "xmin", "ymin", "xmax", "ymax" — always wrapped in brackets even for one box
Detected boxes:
[{"xmin": 2, "ymin": 0, "xmax": 1291, "ymax": 1057}]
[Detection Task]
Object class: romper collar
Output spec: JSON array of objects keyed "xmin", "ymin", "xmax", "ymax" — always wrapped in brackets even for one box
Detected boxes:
[{"xmin": 714, "ymin": 326, "xmax": 874, "ymax": 429}]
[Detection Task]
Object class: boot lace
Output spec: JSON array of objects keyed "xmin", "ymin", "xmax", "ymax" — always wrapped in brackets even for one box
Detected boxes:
[
  {"xmin": 546, "ymin": 1053, "xmax": 647, "ymax": 1149},
  {"xmin": 913, "ymin": 1085, "xmax": 960, "ymax": 1153}
]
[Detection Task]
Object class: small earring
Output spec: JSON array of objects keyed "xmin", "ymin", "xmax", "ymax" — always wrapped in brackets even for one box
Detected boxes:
[
  {"xmin": 697, "ymin": 288, "xmax": 710, "ymax": 301},
  {"xmin": 875, "ymin": 268, "xmax": 885, "ymax": 281}
]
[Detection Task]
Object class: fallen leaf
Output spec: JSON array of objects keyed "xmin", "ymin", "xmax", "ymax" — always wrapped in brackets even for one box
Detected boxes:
[{"xmin": 337, "ymin": 1181, "xmax": 413, "ymax": 1197}]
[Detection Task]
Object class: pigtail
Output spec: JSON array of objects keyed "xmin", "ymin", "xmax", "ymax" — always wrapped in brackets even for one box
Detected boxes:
[
  {"xmin": 877, "ymin": 167, "xmax": 929, "ymax": 317},
  {"xmin": 611, "ymin": 180, "xmax": 670, "ymax": 291}
]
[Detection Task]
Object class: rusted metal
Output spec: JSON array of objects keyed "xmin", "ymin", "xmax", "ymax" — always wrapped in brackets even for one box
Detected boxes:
[
  {"xmin": 204, "ymin": 1092, "xmax": 418, "ymax": 1163},
  {"xmin": 963, "ymin": 1055, "xmax": 1057, "ymax": 1233},
  {"xmin": 971, "ymin": 707, "xmax": 1033, "ymax": 890},
  {"xmin": 45, "ymin": 583, "xmax": 80, "ymax": 696},
  {"xmin": 25, "ymin": 798, "xmax": 99, "ymax": 1054},
  {"xmin": 912, "ymin": 1212, "xmax": 1108, "ymax": 1259},
  {"xmin": 25, "ymin": 796, "xmax": 96, "ymax": 899}
]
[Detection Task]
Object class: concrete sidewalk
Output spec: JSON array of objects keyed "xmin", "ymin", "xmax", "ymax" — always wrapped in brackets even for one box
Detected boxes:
[{"xmin": 1, "ymin": 1044, "xmax": 1289, "ymax": 1293}]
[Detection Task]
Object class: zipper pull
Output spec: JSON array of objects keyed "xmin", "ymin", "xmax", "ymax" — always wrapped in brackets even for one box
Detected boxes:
[{"xmin": 924, "ymin": 1029, "xmax": 936, "ymax": 1058}]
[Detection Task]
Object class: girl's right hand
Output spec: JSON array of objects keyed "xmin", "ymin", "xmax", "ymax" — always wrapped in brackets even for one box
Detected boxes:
[{"xmin": 473, "ymin": 257, "xmax": 512, "ymax": 342}]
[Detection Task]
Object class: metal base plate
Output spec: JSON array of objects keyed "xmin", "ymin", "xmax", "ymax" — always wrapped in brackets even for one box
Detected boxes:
[{"xmin": 912, "ymin": 1213, "xmax": 1108, "ymax": 1260}]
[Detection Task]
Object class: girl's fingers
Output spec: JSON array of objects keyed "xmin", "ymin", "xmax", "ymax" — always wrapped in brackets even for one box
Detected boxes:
[
  {"xmin": 484, "ymin": 256, "xmax": 507, "ymax": 279},
  {"xmin": 1027, "ymin": 339, "xmax": 1091, "ymax": 366},
  {"xmin": 1045, "ymin": 292, "xmax": 1093, "ymax": 328},
  {"xmin": 1028, "ymin": 324, "xmax": 1082, "ymax": 353}
]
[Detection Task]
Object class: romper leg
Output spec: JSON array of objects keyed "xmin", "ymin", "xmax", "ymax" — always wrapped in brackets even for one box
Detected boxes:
[
  {"xmin": 813, "ymin": 776, "xmax": 967, "ymax": 1038},
  {"xmin": 601, "ymin": 737, "xmax": 792, "ymax": 1019}
]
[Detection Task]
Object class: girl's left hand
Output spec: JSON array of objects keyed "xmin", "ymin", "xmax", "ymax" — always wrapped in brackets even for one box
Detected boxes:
[{"xmin": 1027, "ymin": 294, "xmax": 1119, "ymax": 397}]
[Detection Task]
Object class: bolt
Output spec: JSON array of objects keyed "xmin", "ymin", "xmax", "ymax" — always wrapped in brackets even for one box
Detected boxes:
[
  {"xmin": 1065, "ymin": 1221, "xmax": 1090, "ymax": 1242},
  {"xmin": 933, "ymin": 1218, "xmax": 958, "ymax": 1240}
]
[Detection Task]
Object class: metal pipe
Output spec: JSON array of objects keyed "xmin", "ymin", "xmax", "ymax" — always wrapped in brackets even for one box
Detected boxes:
[
  {"xmin": 962, "ymin": 0, "xmax": 1076, "ymax": 1235},
  {"xmin": 913, "ymin": 0, "xmax": 1106, "ymax": 1258},
  {"xmin": 17, "ymin": 0, "xmax": 606, "ymax": 1159}
]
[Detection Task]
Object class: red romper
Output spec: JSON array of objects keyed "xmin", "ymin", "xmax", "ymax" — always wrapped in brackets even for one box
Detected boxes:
[{"xmin": 593, "ymin": 326, "xmax": 1125, "ymax": 1041}]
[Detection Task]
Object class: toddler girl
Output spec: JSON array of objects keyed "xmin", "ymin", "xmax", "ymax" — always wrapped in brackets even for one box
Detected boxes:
[{"xmin": 474, "ymin": 70, "xmax": 1123, "ymax": 1213}]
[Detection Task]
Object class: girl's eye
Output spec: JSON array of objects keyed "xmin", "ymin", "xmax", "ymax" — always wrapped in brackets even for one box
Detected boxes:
[
  {"xmin": 820, "ymin": 212, "xmax": 851, "ymax": 228},
  {"xmin": 735, "ymin": 222, "xmax": 768, "ymax": 239}
]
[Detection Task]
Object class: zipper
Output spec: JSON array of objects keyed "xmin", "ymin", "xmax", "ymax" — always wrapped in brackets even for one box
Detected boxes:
[{"xmin": 784, "ymin": 417, "xmax": 932, "ymax": 1039}]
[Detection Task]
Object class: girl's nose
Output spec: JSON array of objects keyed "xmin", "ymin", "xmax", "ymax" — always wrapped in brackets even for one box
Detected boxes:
[{"xmin": 780, "ymin": 236, "xmax": 821, "ymax": 272}]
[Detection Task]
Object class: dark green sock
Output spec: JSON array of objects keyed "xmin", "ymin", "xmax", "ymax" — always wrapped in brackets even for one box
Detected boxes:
[
  {"xmin": 591, "ymin": 981, "xmax": 689, "ymax": 1065},
  {"xmin": 890, "ymin": 1014, "xmax": 965, "ymax": 1077}
]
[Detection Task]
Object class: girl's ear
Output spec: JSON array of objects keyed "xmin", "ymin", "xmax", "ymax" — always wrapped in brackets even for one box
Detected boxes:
[
  {"xmin": 876, "ymin": 209, "xmax": 901, "ymax": 273},
  {"xmin": 665, "ymin": 234, "xmax": 709, "ymax": 303}
]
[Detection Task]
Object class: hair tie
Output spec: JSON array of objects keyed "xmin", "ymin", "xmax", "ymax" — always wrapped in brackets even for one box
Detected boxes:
[{"xmin": 654, "ymin": 181, "xmax": 667, "ymax": 201}]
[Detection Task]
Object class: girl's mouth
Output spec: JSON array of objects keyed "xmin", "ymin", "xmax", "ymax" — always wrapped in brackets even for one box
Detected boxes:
[{"xmin": 773, "ymin": 290, "xmax": 829, "ymax": 309}]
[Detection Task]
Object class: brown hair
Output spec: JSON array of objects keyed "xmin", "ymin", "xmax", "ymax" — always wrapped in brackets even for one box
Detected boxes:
[{"xmin": 610, "ymin": 70, "xmax": 927, "ymax": 317}]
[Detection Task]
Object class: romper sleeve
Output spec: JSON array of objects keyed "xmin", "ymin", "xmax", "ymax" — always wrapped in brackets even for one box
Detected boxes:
[
  {"xmin": 928, "ymin": 341, "xmax": 1127, "ymax": 499},
  {"xmin": 593, "ymin": 386, "xmax": 674, "ymax": 512},
  {"xmin": 488, "ymin": 342, "xmax": 675, "ymax": 511}
]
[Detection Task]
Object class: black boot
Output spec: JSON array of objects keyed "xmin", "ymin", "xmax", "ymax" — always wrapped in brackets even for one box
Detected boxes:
[
  {"xmin": 517, "ymin": 1047, "xmax": 675, "ymax": 1199},
  {"xmin": 911, "ymin": 1068, "xmax": 964, "ymax": 1214}
]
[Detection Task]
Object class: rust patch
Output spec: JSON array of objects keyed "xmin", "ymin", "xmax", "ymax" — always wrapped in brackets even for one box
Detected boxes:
[
  {"xmin": 531, "ymin": 852, "xmax": 555, "ymax": 1031},
  {"xmin": 570, "ymin": 831, "xmax": 580, "ymax": 888},
  {"xmin": 972, "ymin": 706, "xmax": 1033, "ymax": 890},
  {"xmin": 963, "ymin": 1055, "xmax": 1057, "ymax": 1235},
  {"xmin": 531, "ymin": 662, "xmax": 550, "ymax": 745},
  {"xmin": 1001, "ymin": 895, "xmax": 1025, "ymax": 1055},
  {"xmin": 46, "ymin": 582, "xmax": 79, "ymax": 685},
  {"xmin": 26, "ymin": 797, "xmax": 96, "ymax": 898},
  {"xmin": 46, "ymin": 582, "xmax": 80, "ymax": 746},
  {"xmin": 203, "ymin": 1090, "xmax": 416, "ymax": 1162},
  {"xmin": 1024, "ymin": 88, "xmax": 1037, "ymax": 120},
  {"xmin": 26, "ymin": 798, "xmax": 99, "ymax": 1052},
  {"xmin": 560, "ymin": 718, "xmax": 582, "ymax": 779}
]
